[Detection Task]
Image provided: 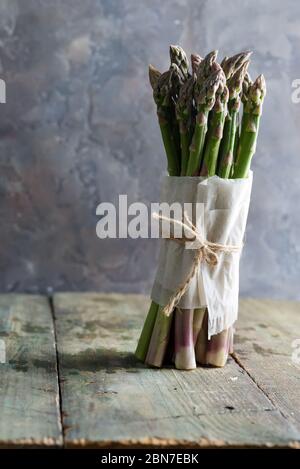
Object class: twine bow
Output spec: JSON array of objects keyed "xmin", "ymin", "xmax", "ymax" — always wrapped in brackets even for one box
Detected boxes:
[{"xmin": 153, "ymin": 211, "xmax": 242, "ymax": 317}]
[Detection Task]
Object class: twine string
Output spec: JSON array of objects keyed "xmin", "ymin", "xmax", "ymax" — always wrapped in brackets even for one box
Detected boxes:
[{"xmin": 153, "ymin": 211, "xmax": 242, "ymax": 317}]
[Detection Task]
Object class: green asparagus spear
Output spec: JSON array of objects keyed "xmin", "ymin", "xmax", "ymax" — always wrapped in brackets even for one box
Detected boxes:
[
  {"xmin": 217, "ymin": 61, "xmax": 249, "ymax": 178},
  {"xmin": 230, "ymin": 71, "xmax": 251, "ymax": 178},
  {"xmin": 149, "ymin": 64, "xmax": 181, "ymax": 175},
  {"xmin": 191, "ymin": 53, "xmax": 203, "ymax": 75},
  {"xmin": 221, "ymin": 51, "xmax": 252, "ymax": 80},
  {"xmin": 220, "ymin": 52, "xmax": 252, "ymax": 177},
  {"xmin": 136, "ymin": 64, "xmax": 183, "ymax": 363},
  {"xmin": 186, "ymin": 59, "xmax": 222, "ymax": 176},
  {"xmin": 136, "ymin": 59, "xmax": 187, "ymax": 364},
  {"xmin": 196, "ymin": 50, "xmax": 218, "ymax": 82},
  {"xmin": 233, "ymin": 74, "xmax": 266, "ymax": 178},
  {"xmin": 168, "ymin": 63, "xmax": 186, "ymax": 172},
  {"xmin": 233, "ymin": 112, "xmax": 240, "ymax": 159},
  {"xmin": 200, "ymin": 69, "xmax": 228, "ymax": 176},
  {"xmin": 170, "ymin": 44, "xmax": 190, "ymax": 80},
  {"xmin": 135, "ymin": 301, "xmax": 159, "ymax": 361},
  {"xmin": 239, "ymin": 71, "xmax": 253, "ymax": 148},
  {"xmin": 176, "ymin": 74, "xmax": 196, "ymax": 175}
]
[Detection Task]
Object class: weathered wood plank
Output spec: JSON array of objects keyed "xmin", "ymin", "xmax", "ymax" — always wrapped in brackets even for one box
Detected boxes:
[
  {"xmin": 53, "ymin": 293, "xmax": 300, "ymax": 448},
  {"xmin": 0, "ymin": 294, "xmax": 62, "ymax": 447},
  {"xmin": 235, "ymin": 298, "xmax": 300, "ymax": 432}
]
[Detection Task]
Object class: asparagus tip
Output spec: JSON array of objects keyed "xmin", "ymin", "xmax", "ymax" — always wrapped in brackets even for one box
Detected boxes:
[
  {"xmin": 148, "ymin": 64, "xmax": 161, "ymax": 90},
  {"xmin": 169, "ymin": 44, "xmax": 189, "ymax": 77},
  {"xmin": 252, "ymin": 74, "xmax": 266, "ymax": 96},
  {"xmin": 228, "ymin": 59, "xmax": 250, "ymax": 100},
  {"xmin": 191, "ymin": 53, "xmax": 203, "ymax": 74},
  {"xmin": 209, "ymin": 49, "xmax": 218, "ymax": 62},
  {"xmin": 222, "ymin": 50, "xmax": 252, "ymax": 79},
  {"xmin": 197, "ymin": 67, "xmax": 223, "ymax": 109},
  {"xmin": 256, "ymin": 74, "xmax": 266, "ymax": 92},
  {"xmin": 249, "ymin": 74, "xmax": 266, "ymax": 107}
]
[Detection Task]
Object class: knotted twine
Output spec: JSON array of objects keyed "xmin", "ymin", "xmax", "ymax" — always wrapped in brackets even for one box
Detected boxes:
[{"xmin": 153, "ymin": 211, "xmax": 243, "ymax": 317}]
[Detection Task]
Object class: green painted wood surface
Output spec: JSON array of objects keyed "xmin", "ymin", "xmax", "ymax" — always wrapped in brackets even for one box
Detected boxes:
[
  {"xmin": 0, "ymin": 293, "xmax": 299, "ymax": 448},
  {"xmin": 53, "ymin": 293, "xmax": 300, "ymax": 448},
  {"xmin": 0, "ymin": 294, "xmax": 62, "ymax": 447}
]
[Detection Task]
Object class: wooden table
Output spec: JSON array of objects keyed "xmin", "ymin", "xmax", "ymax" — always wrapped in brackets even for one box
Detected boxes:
[{"xmin": 0, "ymin": 293, "xmax": 299, "ymax": 449}]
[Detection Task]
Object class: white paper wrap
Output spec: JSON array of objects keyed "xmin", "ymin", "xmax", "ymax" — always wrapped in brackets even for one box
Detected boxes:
[{"xmin": 151, "ymin": 172, "xmax": 253, "ymax": 338}]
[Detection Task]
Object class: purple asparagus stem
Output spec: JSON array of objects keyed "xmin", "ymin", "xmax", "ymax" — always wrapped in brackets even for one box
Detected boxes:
[{"xmin": 174, "ymin": 309, "xmax": 196, "ymax": 370}]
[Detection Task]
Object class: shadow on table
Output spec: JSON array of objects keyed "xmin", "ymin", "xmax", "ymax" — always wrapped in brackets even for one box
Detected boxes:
[{"xmin": 59, "ymin": 348, "xmax": 146, "ymax": 372}]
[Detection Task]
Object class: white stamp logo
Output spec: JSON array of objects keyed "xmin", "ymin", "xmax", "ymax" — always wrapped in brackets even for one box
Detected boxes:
[
  {"xmin": 291, "ymin": 79, "xmax": 300, "ymax": 104},
  {"xmin": 0, "ymin": 339, "xmax": 6, "ymax": 364},
  {"xmin": 291, "ymin": 339, "xmax": 300, "ymax": 365},
  {"xmin": 0, "ymin": 79, "xmax": 6, "ymax": 104}
]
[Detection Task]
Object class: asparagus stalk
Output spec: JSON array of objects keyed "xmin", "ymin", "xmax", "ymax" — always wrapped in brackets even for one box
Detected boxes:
[
  {"xmin": 191, "ymin": 53, "xmax": 203, "ymax": 75},
  {"xmin": 195, "ymin": 309, "xmax": 208, "ymax": 364},
  {"xmin": 221, "ymin": 51, "xmax": 252, "ymax": 80},
  {"xmin": 168, "ymin": 46, "xmax": 191, "ymax": 165},
  {"xmin": 175, "ymin": 53, "xmax": 203, "ymax": 176},
  {"xmin": 135, "ymin": 301, "xmax": 159, "ymax": 361},
  {"xmin": 136, "ymin": 64, "xmax": 184, "ymax": 363},
  {"xmin": 186, "ymin": 54, "xmax": 203, "ymax": 157},
  {"xmin": 185, "ymin": 51, "xmax": 218, "ymax": 176},
  {"xmin": 167, "ymin": 63, "xmax": 186, "ymax": 171},
  {"xmin": 136, "ymin": 62, "xmax": 185, "ymax": 365},
  {"xmin": 233, "ymin": 113, "xmax": 240, "ymax": 160},
  {"xmin": 174, "ymin": 309, "xmax": 196, "ymax": 370},
  {"xmin": 205, "ymin": 327, "xmax": 234, "ymax": 367},
  {"xmin": 195, "ymin": 310, "xmax": 233, "ymax": 367},
  {"xmin": 233, "ymin": 74, "xmax": 266, "ymax": 178},
  {"xmin": 145, "ymin": 306, "xmax": 174, "ymax": 367},
  {"xmin": 217, "ymin": 60, "xmax": 249, "ymax": 178},
  {"xmin": 239, "ymin": 72, "xmax": 253, "ymax": 139},
  {"xmin": 170, "ymin": 45, "xmax": 190, "ymax": 80},
  {"xmin": 192, "ymin": 307, "xmax": 206, "ymax": 345},
  {"xmin": 236, "ymin": 71, "xmax": 253, "ymax": 166},
  {"xmin": 229, "ymin": 72, "xmax": 251, "ymax": 177},
  {"xmin": 149, "ymin": 65, "xmax": 182, "ymax": 175},
  {"xmin": 186, "ymin": 64, "xmax": 222, "ymax": 176},
  {"xmin": 196, "ymin": 50, "xmax": 219, "ymax": 82},
  {"xmin": 176, "ymin": 74, "xmax": 196, "ymax": 175},
  {"xmin": 200, "ymin": 69, "xmax": 228, "ymax": 176}
]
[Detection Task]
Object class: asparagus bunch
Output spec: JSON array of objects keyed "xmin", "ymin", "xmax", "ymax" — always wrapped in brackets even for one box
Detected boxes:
[{"xmin": 135, "ymin": 46, "xmax": 266, "ymax": 370}]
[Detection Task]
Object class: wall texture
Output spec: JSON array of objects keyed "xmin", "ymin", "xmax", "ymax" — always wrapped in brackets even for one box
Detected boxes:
[{"xmin": 0, "ymin": 0, "xmax": 300, "ymax": 298}]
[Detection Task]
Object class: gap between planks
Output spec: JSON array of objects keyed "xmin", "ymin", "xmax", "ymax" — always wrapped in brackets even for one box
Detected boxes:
[
  {"xmin": 48, "ymin": 296, "xmax": 65, "ymax": 447},
  {"xmin": 231, "ymin": 352, "xmax": 288, "ymax": 422}
]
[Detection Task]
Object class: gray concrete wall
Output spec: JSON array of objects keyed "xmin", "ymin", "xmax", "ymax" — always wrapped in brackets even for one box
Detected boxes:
[{"xmin": 0, "ymin": 0, "xmax": 299, "ymax": 298}]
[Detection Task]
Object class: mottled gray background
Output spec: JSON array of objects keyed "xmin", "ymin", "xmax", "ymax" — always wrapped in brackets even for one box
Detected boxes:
[{"xmin": 0, "ymin": 0, "xmax": 299, "ymax": 299}]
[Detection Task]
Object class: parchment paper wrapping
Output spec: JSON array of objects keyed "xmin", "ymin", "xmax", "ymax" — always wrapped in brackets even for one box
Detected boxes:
[{"xmin": 151, "ymin": 172, "xmax": 253, "ymax": 338}]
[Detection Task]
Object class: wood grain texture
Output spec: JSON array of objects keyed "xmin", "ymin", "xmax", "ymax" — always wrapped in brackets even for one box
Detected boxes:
[
  {"xmin": 53, "ymin": 293, "xmax": 300, "ymax": 448},
  {"xmin": 235, "ymin": 298, "xmax": 300, "ymax": 432},
  {"xmin": 0, "ymin": 294, "xmax": 62, "ymax": 448}
]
